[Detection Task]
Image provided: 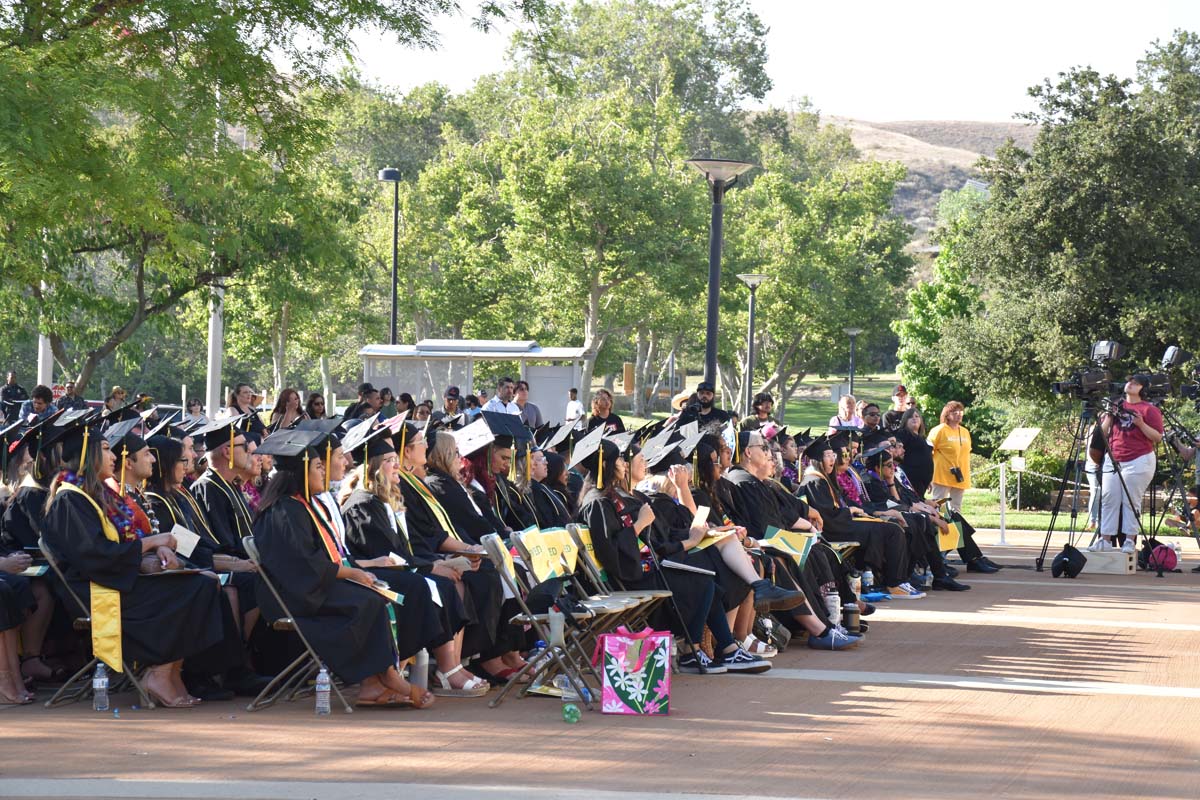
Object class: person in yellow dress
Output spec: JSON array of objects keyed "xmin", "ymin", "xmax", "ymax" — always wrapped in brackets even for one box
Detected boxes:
[{"xmin": 927, "ymin": 401, "xmax": 972, "ymax": 512}]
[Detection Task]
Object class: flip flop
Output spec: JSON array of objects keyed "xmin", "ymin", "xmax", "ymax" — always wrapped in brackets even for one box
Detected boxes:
[{"xmin": 356, "ymin": 687, "xmax": 436, "ymax": 708}]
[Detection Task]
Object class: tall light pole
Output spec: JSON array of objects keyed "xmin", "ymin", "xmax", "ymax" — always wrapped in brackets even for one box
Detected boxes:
[
  {"xmin": 686, "ymin": 158, "xmax": 756, "ymax": 387},
  {"xmin": 378, "ymin": 167, "xmax": 402, "ymax": 345},
  {"xmin": 844, "ymin": 327, "xmax": 864, "ymax": 396},
  {"xmin": 737, "ymin": 273, "xmax": 769, "ymax": 415}
]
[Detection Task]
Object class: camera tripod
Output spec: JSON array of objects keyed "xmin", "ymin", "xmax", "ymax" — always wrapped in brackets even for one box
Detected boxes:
[
  {"xmin": 1148, "ymin": 405, "xmax": 1199, "ymax": 541},
  {"xmin": 1035, "ymin": 399, "xmax": 1145, "ymax": 571}
]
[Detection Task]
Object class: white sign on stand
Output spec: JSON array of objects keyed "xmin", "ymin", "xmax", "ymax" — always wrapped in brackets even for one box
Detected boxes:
[
  {"xmin": 998, "ymin": 427, "xmax": 1041, "ymax": 452},
  {"xmin": 996, "ymin": 428, "xmax": 1041, "ymax": 545}
]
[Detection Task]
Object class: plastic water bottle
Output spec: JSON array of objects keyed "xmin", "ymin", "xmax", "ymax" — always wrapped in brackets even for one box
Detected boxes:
[
  {"xmin": 861, "ymin": 568, "xmax": 874, "ymax": 594},
  {"xmin": 410, "ymin": 649, "xmax": 429, "ymax": 691},
  {"xmin": 1172, "ymin": 542, "xmax": 1183, "ymax": 569},
  {"xmin": 553, "ymin": 674, "xmax": 582, "ymax": 723},
  {"xmin": 92, "ymin": 664, "xmax": 109, "ymax": 712},
  {"xmin": 527, "ymin": 640, "xmax": 550, "ymax": 690},
  {"xmin": 314, "ymin": 667, "xmax": 331, "ymax": 715},
  {"xmin": 824, "ymin": 590, "xmax": 841, "ymax": 626}
]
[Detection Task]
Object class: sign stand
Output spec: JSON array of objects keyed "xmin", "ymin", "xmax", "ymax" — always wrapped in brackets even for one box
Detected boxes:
[{"xmin": 996, "ymin": 427, "xmax": 1042, "ymax": 547}]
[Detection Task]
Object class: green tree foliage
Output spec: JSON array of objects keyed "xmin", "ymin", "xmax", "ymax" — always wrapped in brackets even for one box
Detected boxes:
[{"xmin": 943, "ymin": 31, "xmax": 1200, "ymax": 403}]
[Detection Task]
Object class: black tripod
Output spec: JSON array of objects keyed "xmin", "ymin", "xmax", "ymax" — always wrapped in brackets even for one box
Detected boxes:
[
  {"xmin": 1152, "ymin": 406, "xmax": 1199, "ymax": 541},
  {"xmin": 1036, "ymin": 399, "xmax": 1145, "ymax": 571}
]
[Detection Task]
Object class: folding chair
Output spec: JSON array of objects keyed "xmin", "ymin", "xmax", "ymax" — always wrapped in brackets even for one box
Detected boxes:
[
  {"xmin": 38, "ymin": 536, "xmax": 154, "ymax": 709},
  {"xmin": 479, "ymin": 533, "xmax": 596, "ymax": 710},
  {"xmin": 242, "ymin": 535, "xmax": 353, "ymax": 713},
  {"xmin": 568, "ymin": 524, "xmax": 673, "ymax": 630}
]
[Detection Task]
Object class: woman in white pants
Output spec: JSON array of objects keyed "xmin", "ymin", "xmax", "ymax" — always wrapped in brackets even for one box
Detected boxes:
[{"xmin": 1092, "ymin": 376, "xmax": 1163, "ymax": 554}]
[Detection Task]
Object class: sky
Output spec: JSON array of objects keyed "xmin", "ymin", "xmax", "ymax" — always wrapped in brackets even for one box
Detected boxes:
[{"xmin": 348, "ymin": 0, "xmax": 1200, "ymax": 121}]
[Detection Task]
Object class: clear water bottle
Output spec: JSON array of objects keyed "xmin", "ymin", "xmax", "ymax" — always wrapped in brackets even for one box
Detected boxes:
[
  {"xmin": 92, "ymin": 663, "xmax": 109, "ymax": 712},
  {"xmin": 861, "ymin": 568, "xmax": 875, "ymax": 594},
  {"xmin": 553, "ymin": 674, "xmax": 581, "ymax": 723},
  {"xmin": 527, "ymin": 640, "xmax": 550, "ymax": 690},
  {"xmin": 314, "ymin": 667, "xmax": 331, "ymax": 715},
  {"xmin": 1172, "ymin": 542, "xmax": 1183, "ymax": 569}
]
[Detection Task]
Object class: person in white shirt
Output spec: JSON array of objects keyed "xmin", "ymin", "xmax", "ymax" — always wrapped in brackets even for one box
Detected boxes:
[
  {"xmin": 564, "ymin": 387, "xmax": 586, "ymax": 430},
  {"xmin": 481, "ymin": 377, "xmax": 521, "ymax": 415}
]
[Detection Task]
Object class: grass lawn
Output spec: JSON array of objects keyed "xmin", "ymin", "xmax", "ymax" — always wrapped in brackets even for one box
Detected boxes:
[{"xmin": 959, "ymin": 489, "xmax": 1084, "ymax": 532}]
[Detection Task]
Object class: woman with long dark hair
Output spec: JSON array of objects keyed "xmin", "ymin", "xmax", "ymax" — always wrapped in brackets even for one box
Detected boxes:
[
  {"xmin": 267, "ymin": 388, "xmax": 305, "ymax": 433},
  {"xmin": 42, "ymin": 413, "xmax": 228, "ymax": 707},
  {"xmin": 894, "ymin": 407, "xmax": 933, "ymax": 498},
  {"xmin": 540, "ymin": 451, "xmax": 576, "ymax": 519},
  {"xmin": 304, "ymin": 393, "xmax": 327, "ymax": 420},
  {"xmin": 252, "ymin": 429, "xmax": 434, "ymax": 708}
]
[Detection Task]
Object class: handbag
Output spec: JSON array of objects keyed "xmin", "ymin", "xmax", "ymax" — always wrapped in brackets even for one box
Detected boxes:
[{"xmin": 591, "ymin": 626, "xmax": 671, "ymax": 715}]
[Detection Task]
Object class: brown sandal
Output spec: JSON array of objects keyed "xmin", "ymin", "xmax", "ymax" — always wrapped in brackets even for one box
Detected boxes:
[{"xmin": 0, "ymin": 671, "xmax": 34, "ymax": 705}]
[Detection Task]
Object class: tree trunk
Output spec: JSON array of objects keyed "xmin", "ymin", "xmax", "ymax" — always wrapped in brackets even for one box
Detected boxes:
[
  {"xmin": 631, "ymin": 326, "xmax": 650, "ymax": 417},
  {"xmin": 778, "ymin": 370, "xmax": 808, "ymax": 421},
  {"xmin": 270, "ymin": 301, "xmax": 290, "ymax": 393},
  {"xmin": 646, "ymin": 336, "xmax": 680, "ymax": 414},
  {"xmin": 319, "ymin": 354, "xmax": 333, "ymax": 409},
  {"xmin": 577, "ymin": 272, "xmax": 606, "ymax": 407}
]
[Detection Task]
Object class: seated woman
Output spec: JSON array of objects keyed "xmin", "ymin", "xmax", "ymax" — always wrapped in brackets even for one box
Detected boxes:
[
  {"xmin": 574, "ymin": 432, "xmax": 769, "ymax": 674},
  {"xmin": 2, "ymin": 419, "xmax": 61, "ymax": 687},
  {"xmin": 42, "ymin": 412, "xmax": 230, "ymax": 708},
  {"xmin": 540, "ymin": 451, "xmax": 577, "ymax": 520},
  {"xmin": 516, "ymin": 447, "xmax": 572, "ymax": 529},
  {"xmin": 394, "ymin": 422, "xmax": 526, "ymax": 690},
  {"xmin": 252, "ymin": 429, "xmax": 434, "ymax": 708},
  {"xmin": 426, "ymin": 433, "xmax": 505, "ymax": 543},
  {"xmin": 800, "ymin": 434, "xmax": 920, "ymax": 599},
  {"xmin": 340, "ymin": 423, "xmax": 487, "ymax": 698},
  {"xmin": 0, "ymin": 549, "xmax": 36, "ymax": 703}
]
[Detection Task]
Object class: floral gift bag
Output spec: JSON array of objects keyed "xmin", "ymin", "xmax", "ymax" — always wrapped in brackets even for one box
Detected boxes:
[{"xmin": 591, "ymin": 626, "xmax": 671, "ymax": 715}]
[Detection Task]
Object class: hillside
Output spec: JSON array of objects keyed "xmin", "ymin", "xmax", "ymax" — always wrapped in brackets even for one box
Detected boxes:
[{"xmin": 825, "ymin": 117, "xmax": 1039, "ymax": 245}]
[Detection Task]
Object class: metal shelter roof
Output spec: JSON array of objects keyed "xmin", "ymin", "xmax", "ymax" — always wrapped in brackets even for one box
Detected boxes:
[{"xmin": 359, "ymin": 339, "xmax": 589, "ymax": 360}]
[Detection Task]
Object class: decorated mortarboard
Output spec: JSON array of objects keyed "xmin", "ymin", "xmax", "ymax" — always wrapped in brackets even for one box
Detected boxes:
[
  {"xmin": 480, "ymin": 410, "xmax": 533, "ymax": 449},
  {"xmin": 296, "ymin": 417, "xmax": 345, "ymax": 442},
  {"xmin": 566, "ymin": 424, "xmax": 617, "ymax": 489},
  {"xmin": 543, "ymin": 422, "xmax": 576, "ymax": 453},
  {"xmin": 448, "ymin": 418, "xmax": 495, "ymax": 458},
  {"xmin": 145, "ymin": 409, "xmax": 187, "ymax": 440},
  {"xmin": 341, "ymin": 417, "xmax": 395, "ymax": 460},
  {"xmin": 254, "ymin": 429, "xmax": 333, "ymax": 500},
  {"xmin": 640, "ymin": 425, "xmax": 678, "ymax": 456},
  {"xmin": 643, "ymin": 438, "xmax": 685, "ymax": 473},
  {"xmin": 606, "ymin": 431, "xmax": 637, "ymax": 457}
]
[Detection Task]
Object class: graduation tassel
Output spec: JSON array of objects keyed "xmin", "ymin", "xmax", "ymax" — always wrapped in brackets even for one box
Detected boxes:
[
  {"xmin": 119, "ymin": 448, "xmax": 127, "ymax": 496},
  {"xmin": 303, "ymin": 451, "xmax": 311, "ymax": 502},
  {"xmin": 362, "ymin": 460, "xmax": 370, "ymax": 491},
  {"xmin": 525, "ymin": 443, "xmax": 532, "ymax": 484},
  {"xmin": 692, "ymin": 449, "xmax": 699, "ymax": 487},
  {"xmin": 229, "ymin": 425, "xmax": 235, "ymax": 470},
  {"xmin": 325, "ymin": 440, "xmax": 332, "ymax": 492},
  {"xmin": 79, "ymin": 428, "xmax": 89, "ymax": 475},
  {"xmin": 597, "ymin": 447, "xmax": 604, "ymax": 490}
]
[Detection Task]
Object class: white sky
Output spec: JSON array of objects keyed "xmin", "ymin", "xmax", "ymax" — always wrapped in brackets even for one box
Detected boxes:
[{"xmin": 348, "ymin": 0, "xmax": 1200, "ymax": 121}]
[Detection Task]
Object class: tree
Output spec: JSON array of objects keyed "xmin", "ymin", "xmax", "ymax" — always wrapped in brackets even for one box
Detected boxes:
[{"xmin": 942, "ymin": 31, "xmax": 1200, "ymax": 403}]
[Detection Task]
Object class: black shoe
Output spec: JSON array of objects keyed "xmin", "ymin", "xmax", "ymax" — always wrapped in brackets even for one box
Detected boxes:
[
  {"xmin": 980, "ymin": 557, "xmax": 1003, "ymax": 570},
  {"xmin": 861, "ymin": 603, "xmax": 876, "ymax": 616},
  {"xmin": 752, "ymin": 579, "xmax": 805, "ymax": 613},
  {"xmin": 931, "ymin": 576, "xmax": 971, "ymax": 591},
  {"xmin": 716, "ymin": 647, "xmax": 772, "ymax": 674},
  {"xmin": 856, "ymin": 620, "xmax": 869, "ymax": 633},
  {"xmin": 966, "ymin": 559, "xmax": 999, "ymax": 574},
  {"xmin": 943, "ymin": 565, "xmax": 960, "ymax": 578},
  {"xmin": 676, "ymin": 651, "xmax": 727, "ymax": 675},
  {"xmin": 186, "ymin": 679, "xmax": 235, "ymax": 702},
  {"xmin": 224, "ymin": 668, "xmax": 273, "ymax": 697}
]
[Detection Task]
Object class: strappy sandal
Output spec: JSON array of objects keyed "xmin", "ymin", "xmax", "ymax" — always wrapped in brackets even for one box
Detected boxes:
[
  {"xmin": 356, "ymin": 685, "xmax": 436, "ymax": 709},
  {"xmin": 433, "ymin": 664, "xmax": 490, "ymax": 697},
  {"xmin": 21, "ymin": 655, "xmax": 67, "ymax": 684},
  {"xmin": 144, "ymin": 666, "xmax": 200, "ymax": 708},
  {"xmin": 741, "ymin": 634, "xmax": 778, "ymax": 658},
  {"xmin": 0, "ymin": 671, "xmax": 34, "ymax": 705}
]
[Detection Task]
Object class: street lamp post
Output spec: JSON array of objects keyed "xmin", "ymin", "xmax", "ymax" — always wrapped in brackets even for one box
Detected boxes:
[
  {"xmin": 686, "ymin": 158, "xmax": 756, "ymax": 387},
  {"xmin": 843, "ymin": 327, "xmax": 864, "ymax": 396},
  {"xmin": 737, "ymin": 273, "xmax": 769, "ymax": 415},
  {"xmin": 378, "ymin": 167, "xmax": 402, "ymax": 346}
]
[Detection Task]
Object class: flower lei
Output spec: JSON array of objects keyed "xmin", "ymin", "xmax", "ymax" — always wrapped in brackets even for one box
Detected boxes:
[{"xmin": 60, "ymin": 470, "xmax": 138, "ymax": 542}]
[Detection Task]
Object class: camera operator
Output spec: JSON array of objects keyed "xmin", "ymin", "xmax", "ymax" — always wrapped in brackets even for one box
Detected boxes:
[
  {"xmin": 1091, "ymin": 375, "xmax": 1163, "ymax": 554},
  {"xmin": 927, "ymin": 401, "xmax": 972, "ymax": 512}
]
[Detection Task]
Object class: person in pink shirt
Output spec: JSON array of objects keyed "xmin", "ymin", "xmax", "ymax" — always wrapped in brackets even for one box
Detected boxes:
[{"xmin": 1091, "ymin": 375, "xmax": 1164, "ymax": 554}]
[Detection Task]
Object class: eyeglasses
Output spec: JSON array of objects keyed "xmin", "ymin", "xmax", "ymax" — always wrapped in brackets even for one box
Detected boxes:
[{"xmin": 864, "ymin": 411, "xmax": 881, "ymax": 418}]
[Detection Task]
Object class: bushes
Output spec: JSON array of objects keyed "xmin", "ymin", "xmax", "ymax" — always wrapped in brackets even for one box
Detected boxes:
[{"xmin": 970, "ymin": 451, "xmax": 1065, "ymax": 509}]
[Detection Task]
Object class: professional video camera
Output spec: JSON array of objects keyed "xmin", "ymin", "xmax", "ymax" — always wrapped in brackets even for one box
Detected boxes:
[{"xmin": 1051, "ymin": 340, "xmax": 1126, "ymax": 400}]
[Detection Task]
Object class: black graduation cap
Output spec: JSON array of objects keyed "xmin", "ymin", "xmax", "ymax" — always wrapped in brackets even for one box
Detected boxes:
[
  {"xmin": 43, "ymin": 409, "xmax": 103, "ymax": 468},
  {"xmin": 792, "ymin": 427, "xmax": 814, "ymax": 448},
  {"xmin": 194, "ymin": 415, "xmax": 249, "ymax": 451},
  {"xmin": 254, "ymin": 429, "xmax": 330, "ymax": 465},
  {"xmin": 1, "ymin": 419, "xmax": 23, "ymax": 473},
  {"xmin": 733, "ymin": 429, "xmax": 767, "ymax": 463},
  {"xmin": 480, "ymin": 410, "xmax": 532, "ymax": 449},
  {"xmin": 103, "ymin": 417, "xmax": 148, "ymax": 457},
  {"xmin": 567, "ymin": 425, "xmax": 618, "ymax": 489},
  {"xmin": 861, "ymin": 428, "xmax": 892, "ymax": 451},
  {"xmin": 341, "ymin": 418, "xmax": 394, "ymax": 461},
  {"xmin": 144, "ymin": 409, "xmax": 189, "ymax": 440},
  {"xmin": 296, "ymin": 417, "xmax": 346, "ymax": 442},
  {"xmin": 4, "ymin": 411, "xmax": 66, "ymax": 477},
  {"xmin": 102, "ymin": 395, "xmax": 154, "ymax": 427},
  {"xmin": 828, "ymin": 429, "xmax": 853, "ymax": 453},
  {"xmin": 830, "ymin": 424, "xmax": 864, "ymax": 443},
  {"xmin": 535, "ymin": 423, "xmax": 561, "ymax": 449},
  {"xmin": 862, "ymin": 444, "xmax": 891, "ymax": 469},
  {"xmin": 803, "ymin": 434, "xmax": 833, "ymax": 461}
]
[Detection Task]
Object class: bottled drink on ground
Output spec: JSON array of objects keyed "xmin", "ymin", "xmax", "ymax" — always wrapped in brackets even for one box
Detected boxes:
[
  {"xmin": 553, "ymin": 674, "xmax": 582, "ymax": 723},
  {"xmin": 314, "ymin": 667, "xmax": 331, "ymax": 715},
  {"xmin": 92, "ymin": 664, "xmax": 109, "ymax": 712}
]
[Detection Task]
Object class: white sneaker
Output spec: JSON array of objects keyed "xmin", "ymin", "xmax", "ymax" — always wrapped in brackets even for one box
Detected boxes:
[
  {"xmin": 1087, "ymin": 538, "xmax": 1113, "ymax": 552},
  {"xmin": 1121, "ymin": 539, "xmax": 1136, "ymax": 554}
]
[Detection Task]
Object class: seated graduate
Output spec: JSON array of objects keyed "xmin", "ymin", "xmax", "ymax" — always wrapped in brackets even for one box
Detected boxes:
[
  {"xmin": 858, "ymin": 442, "xmax": 970, "ymax": 592},
  {"xmin": 517, "ymin": 445, "xmax": 572, "ymax": 529},
  {"xmin": 718, "ymin": 429, "xmax": 865, "ymax": 650},
  {"xmin": 190, "ymin": 416, "xmax": 259, "ymax": 568},
  {"xmin": 42, "ymin": 410, "xmax": 231, "ymax": 708},
  {"xmin": 394, "ymin": 421, "xmax": 527, "ymax": 690},
  {"xmin": 540, "ymin": 450, "xmax": 577, "ymax": 521},
  {"xmin": 424, "ymin": 418, "xmax": 506, "ymax": 543},
  {"xmin": 800, "ymin": 433, "xmax": 922, "ymax": 599},
  {"xmin": 479, "ymin": 412, "xmax": 537, "ymax": 532},
  {"xmin": 251, "ymin": 428, "xmax": 434, "ymax": 708},
  {"xmin": 1, "ymin": 415, "xmax": 61, "ymax": 687},
  {"xmin": 340, "ymin": 419, "xmax": 488, "ymax": 698}
]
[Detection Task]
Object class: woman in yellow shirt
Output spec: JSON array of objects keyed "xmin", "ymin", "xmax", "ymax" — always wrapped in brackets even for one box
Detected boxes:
[{"xmin": 927, "ymin": 401, "xmax": 972, "ymax": 511}]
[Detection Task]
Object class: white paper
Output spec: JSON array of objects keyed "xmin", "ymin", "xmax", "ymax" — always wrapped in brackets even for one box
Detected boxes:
[
  {"xmin": 691, "ymin": 505, "xmax": 711, "ymax": 530},
  {"xmin": 388, "ymin": 551, "xmax": 408, "ymax": 567},
  {"xmin": 169, "ymin": 524, "xmax": 201, "ymax": 559},
  {"xmin": 425, "ymin": 577, "xmax": 443, "ymax": 607}
]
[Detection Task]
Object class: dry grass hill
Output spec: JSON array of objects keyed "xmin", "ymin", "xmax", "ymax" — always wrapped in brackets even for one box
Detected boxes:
[{"xmin": 826, "ymin": 117, "xmax": 1039, "ymax": 245}]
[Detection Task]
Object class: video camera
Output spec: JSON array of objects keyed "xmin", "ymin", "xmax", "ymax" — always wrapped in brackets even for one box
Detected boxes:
[{"xmin": 1051, "ymin": 341, "xmax": 1126, "ymax": 400}]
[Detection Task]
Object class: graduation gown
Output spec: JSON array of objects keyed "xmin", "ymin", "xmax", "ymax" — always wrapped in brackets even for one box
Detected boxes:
[
  {"xmin": 340, "ymin": 488, "xmax": 469, "ymax": 641},
  {"xmin": 397, "ymin": 473, "xmax": 513, "ymax": 659},
  {"xmin": 190, "ymin": 470, "xmax": 253, "ymax": 558},
  {"xmin": 425, "ymin": 469, "xmax": 502, "ymax": 544},
  {"xmin": 493, "ymin": 474, "xmax": 536, "ymax": 532},
  {"xmin": 42, "ymin": 488, "xmax": 225, "ymax": 666},
  {"xmin": 252, "ymin": 497, "xmax": 395, "ymax": 683},
  {"xmin": 641, "ymin": 490, "xmax": 750, "ymax": 611},
  {"xmin": 1, "ymin": 483, "xmax": 48, "ymax": 551},
  {"xmin": 530, "ymin": 480, "xmax": 572, "ymax": 529},
  {"xmin": 800, "ymin": 470, "xmax": 908, "ymax": 586}
]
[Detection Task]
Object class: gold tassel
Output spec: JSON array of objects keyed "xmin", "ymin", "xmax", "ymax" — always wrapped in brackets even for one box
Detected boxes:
[
  {"xmin": 692, "ymin": 449, "xmax": 699, "ymax": 487},
  {"xmin": 734, "ymin": 433, "xmax": 740, "ymax": 465},
  {"xmin": 325, "ymin": 440, "xmax": 332, "ymax": 492},
  {"xmin": 597, "ymin": 445, "xmax": 604, "ymax": 490},
  {"xmin": 119, "ymin": 446, "xmax": 127, "ymax": 496},
  {"xmin": 80, "ymin": 428, "xmax": 89, "ymax": 475},
  {"xmin": 525, "ymin": 443, "xmax": 532, "ymax": 483},
  {"xmin": 228, "ymin": 424, "xmax": 235, "ymax": 470},
  {"xmin": 304, "ymin": 450, "xmax": 310, "ymax": 502}
]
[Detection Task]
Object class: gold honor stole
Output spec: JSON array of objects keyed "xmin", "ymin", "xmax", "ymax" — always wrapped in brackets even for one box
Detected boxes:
[
  {"xmin": 57, "ymin": 482, "xmax": 124, "ymax": 672},
  {"xmin": 398, "ymin": 473, "xmax": 462, "ymax": 542}
]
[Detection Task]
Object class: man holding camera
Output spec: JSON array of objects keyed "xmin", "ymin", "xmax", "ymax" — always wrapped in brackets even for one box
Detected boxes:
[{"xmin": 1090, "ymin": 375, "xmax": 1163, "ymax": 554}]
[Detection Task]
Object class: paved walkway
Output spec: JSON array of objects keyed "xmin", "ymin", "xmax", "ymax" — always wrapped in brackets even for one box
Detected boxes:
[{"xmin": 3, "ymin": 533, "xmax": 1198, "ymax": 800}]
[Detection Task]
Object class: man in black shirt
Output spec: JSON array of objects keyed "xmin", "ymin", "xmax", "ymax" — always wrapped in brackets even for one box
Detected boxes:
[
  {"xmin": 57, "ymin": 380, "xmax": 89, "ymax": 411},
  {"xmin": 694, "ymin": 381, "xmax": 730, "ymax": 426},
  {"xmin": 1, "ymin": 372, "xmax": 28, "ymax": 422}
]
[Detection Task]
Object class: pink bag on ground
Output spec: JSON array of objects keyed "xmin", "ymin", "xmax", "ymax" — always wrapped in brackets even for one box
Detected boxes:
[{"xmin": 591, "ymin": 626, "xmax": 671, "ymax": 715}]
